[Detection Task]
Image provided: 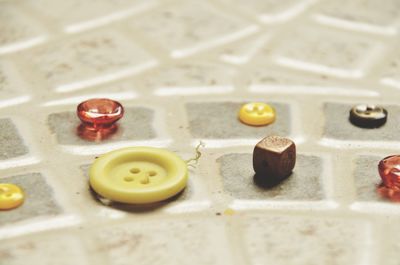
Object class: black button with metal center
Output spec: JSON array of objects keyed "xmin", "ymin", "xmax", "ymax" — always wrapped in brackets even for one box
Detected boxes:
[{"xmin": 349, "ymin": 104, "xmax": 387, "ymax": 128}]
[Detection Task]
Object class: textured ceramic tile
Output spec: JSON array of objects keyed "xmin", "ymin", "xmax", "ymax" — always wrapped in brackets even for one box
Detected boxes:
[
  {"xmin": 314, "ymin": 0, "xmax": 400, "ymax": 35},
  {"xmin": 47, "ymin": 107, "xmax": 156, "ymax": 145},
  {"xmin": 219, "ymin": 0, "xmax": 314, "ymax": 23},
  {"xmin": 0, "ymin": 233, "xmax": 88, "ymax": 265},
  {"xmin": 26, "ymin": 29, "xmax": 156, "ymax": 92},
  {"xmin": 383, "ymin": 223, "xmax": 400, "ymax": 265},
  {"xmin": 218, "ymin": 153, "xmax": 323, "ymax": 200},
  {"xmin": 0, "ymin": 119, "xmax": 28, "ymax": 160},
  {"xmin": 245, "ymin": 68, "xmax": 379, "ymax": 96},
  {"xmin": 186, "ymin": 102, "xmax": 290, "ymax": 139},
  {"xmin": 323, "ymin": 103, "xmax": 400, "ymax": 142},
  {"xmin": 353, "ymin": 155, "xmax": 384, "ymax": 202},
  {"xmin": 270, "ymin": 25, "xmax": 383, "ymax": 78},
  {"xmin": 0, "ymin": 3, "xmax": 46, "ymax": 54},
  {"xmin": 242, "ymin": 215, "xmax": 370, "ymax": 265},
  {"xmin": 24, "ymin": 0, "xmax": 157, "ymax": 33},
  {"xmin": 87, "ymin": 218, "xmax": 233, "ymax": 265},
  {"xmin": 0, "ymin": 61, "xmax": 30, "ymax": 107},
  {"xmin": 138, "ymin": 61, "xmax": 236, "ymax": 95},
  {"xmin": 380, "ymin": 52, "xmax": 400, "ymax": 89},
  {"xmin": 0, "ymin": 173, "xmax": 61, "ymax": 225},
  {"xmin": 129, "ymin": 0, "xmax": 257, "ymax": 58}
]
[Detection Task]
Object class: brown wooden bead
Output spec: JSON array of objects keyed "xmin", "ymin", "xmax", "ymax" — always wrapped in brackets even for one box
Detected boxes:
[{"xmin": 253, "ymin": 136, "xmax": 296, "ymax": 180}]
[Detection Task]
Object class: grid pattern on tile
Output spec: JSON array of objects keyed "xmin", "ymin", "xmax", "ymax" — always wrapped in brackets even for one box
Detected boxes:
[{"xmin": 1, "ymin": 0, "xmax": 400, "ymax": 264}]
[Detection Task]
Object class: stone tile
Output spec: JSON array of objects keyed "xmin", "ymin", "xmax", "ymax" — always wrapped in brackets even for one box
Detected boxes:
[
  {"xmin": 138, "ymin": 61, "xmax": 236, "ymax": 95},
  {"xmin": 88, "ymin": 218, "xmax": 232, "ymax": 265},
  {"xmin": 353, "ymin": 155, "xmax": 384, "ymax": 202},
  {"xmin": 26, "ymin": 29, "xmax": 156, "ymax": 92},
  {"xmin": 324, "ymin": 103, "xmax": 400, "ymax": 142},
  {"xmin": 0, "ymin": 61, "xmax": 30, "ymax": 106},
  {"xmin": 0, "ymin": 233, "xmax": 88, "ymax": 265},
  {"xmin": 382, "ymin": 221, "xmax": 400, "ymax": 265},
  {"xmin": 314, "ymin": 0, "xmax": 400, "ymax": 35},
  {"xmin": 270, "ymin": 25, "xmax": 383, "ymax": 78},
  {"xmin": 0, "ymin": 119, "xmax": 28, "ymax": 160},
  {"xmin": 0, "ymin": 3, "xmax": 46, "ymax": 54},
  {"xmin": 242, "ymin": 214, "xmax": 369, "ymax": 265},
  {"xmin": 24, "ymin": 0, "xmax": 157, "ymax": 33},
  {"xmin": 186, "ymin": 102, "xmax": 290, "ymax": 139},
  {"xmin": 380, "ymin": 52, "xmax": 400, "ymax": 89},
  {"xmin": 129, "ymin": 0, "xmax": 256, "ymax": 58},
  {"xmin": 219, "ymin": 0, "xmax": 314, "ymax": 23},
  {"xmin": 0, "ymin": 173, "xmax": 61, "ymax": 225},
  {"xmin": 217, "ymin": 153, "xmax": 323, "ymax": 200},
  {"xmin": 47, "ymin": 107, "xmax": 156, "ymax": 145}
]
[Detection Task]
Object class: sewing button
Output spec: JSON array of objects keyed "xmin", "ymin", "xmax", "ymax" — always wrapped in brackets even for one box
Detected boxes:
[
  {"xmin": 239, "ymin": 102, "xmax": 275, "ymax": 126},
  {"xmin": 349, "ymin": 104, "xmax": 387, "ymax": 128},
  {"xmin": 0, "ymin": 183, "xmax": 24, "ymax": 210},
  {"xmin": 89, "ymin": 147, "xmax": 188, "ymax": 204}
]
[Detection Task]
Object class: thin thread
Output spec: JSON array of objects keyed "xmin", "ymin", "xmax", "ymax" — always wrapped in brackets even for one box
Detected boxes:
[{"xmin": 185, "ymin": 141, "xmax": 205, "ymax": 168}]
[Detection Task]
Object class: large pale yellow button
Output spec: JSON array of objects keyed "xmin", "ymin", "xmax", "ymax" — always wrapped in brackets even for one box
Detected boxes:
[
  {"xmin": 239, "ymin": 102, "xmax": 276, "ymax": 126},
  {"xmin": 0, "ymin": 183, "xmax": 24, "ymax": 210},
  {"xmin": 89, "ymin": 147, "xmax": 188, "ymax": 204}
]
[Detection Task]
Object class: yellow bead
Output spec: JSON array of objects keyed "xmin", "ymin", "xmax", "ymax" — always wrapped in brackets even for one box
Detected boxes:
[
  {"xmin": 89, "ymin": 147, "xmax": 188, "ymax": 204},
  {"xmin": 239, "ymin": 102, "xmax": 276, "ymax": 126},
  {"xmin": 0, "ymin": 183, "xmax": 24, "ymax": 210}
]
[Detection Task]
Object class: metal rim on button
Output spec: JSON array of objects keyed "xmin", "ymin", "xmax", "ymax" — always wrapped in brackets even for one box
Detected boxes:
[{"xmin": 349, "ymin": 104, "xmax": 387, "ymax": 128}]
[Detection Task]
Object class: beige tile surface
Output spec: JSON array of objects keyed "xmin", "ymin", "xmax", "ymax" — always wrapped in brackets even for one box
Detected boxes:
[{"xmin": 0, "ymin": 0, "xmax": 399, "ymax": 264}]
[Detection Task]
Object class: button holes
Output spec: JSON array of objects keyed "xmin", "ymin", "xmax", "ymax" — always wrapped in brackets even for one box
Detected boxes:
[
  {"xmin": 124, "ymin": 176, "xmax": 134, "ymax": 182},
  {"xmin": 148, "ymin": 171, "xmax": 157, "ymax": 177},
  {"xmin": 141, "ymin": 176, "xmax": 150, "ymax": 184},
  {"xmin": 130, "ymin": 168, "xmax": 140, "ymax": 174}
]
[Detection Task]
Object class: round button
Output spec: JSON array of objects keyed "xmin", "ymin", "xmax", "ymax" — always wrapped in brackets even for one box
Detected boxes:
[
  {"xmin": 89, "ymin": 147, "xmax": 188, "ymax": 204},
  {"xmin": 239, "ymin": 102, "xmax": 276, "ymax": 126},
  {"xmin": 0, "ymin": 183, "xmax": 24, "ymax": 210},
  {"xmin": 349, "ymin": 104, "xmax": 387, "ymax": 128}
]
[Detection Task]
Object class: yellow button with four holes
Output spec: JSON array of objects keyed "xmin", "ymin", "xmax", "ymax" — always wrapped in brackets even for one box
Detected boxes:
[
  {"xmin": 89, "ymin": 147, "xmax": 188, "ymax": 204},
  {"xmin": 239, "ymin": 102, "xmax": 276, "ymax": 126},
  {"xmin": 0, "ymin": 183, "xmax": 24, "ymax": 210}
]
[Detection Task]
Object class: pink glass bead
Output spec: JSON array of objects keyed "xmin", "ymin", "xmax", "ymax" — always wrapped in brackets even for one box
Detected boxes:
[
  {"xmin": 77, "ymin": 98, "xmax": 124, "ymax": 130},
  {"xmin": 377, "ymin": 155, "xmax": 400, "ymax": 202}
]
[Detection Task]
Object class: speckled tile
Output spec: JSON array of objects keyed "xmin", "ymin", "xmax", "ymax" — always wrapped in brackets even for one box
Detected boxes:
[
  {"xmin": 0, "ymin": 233, "xmax": 88, "ymax": 265},
  {"xmin": 129, "ymin": 0, "xmax": 257, "ymax": 58},
  {"xmin": 87, "ymin": 218, "xmax": 233, "ymax": 265},
  {"xmin": 47, "ymin": 107, "xmax": 156, "ymax": 145},
  {"xmin": 25, "ymin": 29, "xmax": 157, "ymax": 92},
  {"xmin": 0, "ymin": 3, "xmax": 46, "ymax": 54},
  {"xmin": 186, "ymin": 102, "xmax": 290, "ymax": 139},
  {"xmin": 0, "ymin": 173, "xmax": 61, "ymax": 225},
  {"xmin": 242, "ymin": 215, "xmax": 370, "ymax": 265},
  {"xmin": 219, "ymin": 0, "xmax": 315, "ymax": 23},
  {"xmin": 314, "ymin": 0, "xmax": 400, "ymax": 35},
  {"xmin": 138, "ymin": 61, "xmax": 237, "ymax": 95},
  {"xmin": 0, "ymin": 119, "xmax": 28, "ymax": 160},
  {"xmin": 380, "ymin": 52, "xmax": 400, "ymax": 89},
  {"xmin": 218, "ymin": 153, "xmax": 323, "ymax": 200},
  {"xmin": 353, "ymin": 155, "xmax": 384, "ymax": 202},
  {"xmin": 0, "ymin": 61, "xmax": 30, "ymax": 107},
  {"xmin": 323, "ymin": 103, "xmax": 400, "ymax": 142},
  {"xmin": 270, "ymin": 24, "xmax": 384, "ymax": 78},
  {"xmin": 24, "ymin": 0, "xmax": 157, "ymax": 33}
]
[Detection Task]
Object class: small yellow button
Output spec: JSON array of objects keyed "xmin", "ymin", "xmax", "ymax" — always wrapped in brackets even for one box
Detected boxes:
[
  {"xmin": 0, "ymin": 183, "xmax": 24, "ymax": 210},
  {"xmin": 239, "ymin": 102, "xmax": 276, "ymax": 126},
  {"xmin": 89, "ymin": 147, "xmax": 188, "ymax": 204}
]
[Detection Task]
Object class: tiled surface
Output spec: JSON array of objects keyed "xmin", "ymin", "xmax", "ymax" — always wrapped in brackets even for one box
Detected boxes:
[{"xmin": 1, "ymin": 0, "xmax": 400, "ymax": 264}]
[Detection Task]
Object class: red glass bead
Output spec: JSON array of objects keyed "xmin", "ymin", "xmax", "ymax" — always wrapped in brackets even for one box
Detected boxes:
[
  {"xmin": 377, "ymin": 155, "xmax": 400, "ymax": 202},
  {"xmin": 77, "ymin": 98, "xmax": 124, "ymax": 130},
  {"xmin": 378, "ymin": 155, "xmax": 400, "ymax": 190}
]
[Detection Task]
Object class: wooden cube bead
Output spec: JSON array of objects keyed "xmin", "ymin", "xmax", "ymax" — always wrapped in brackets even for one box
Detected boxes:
[{"xmin": 253, "ymin": 136, "xmax": 296, "ymax": 180}]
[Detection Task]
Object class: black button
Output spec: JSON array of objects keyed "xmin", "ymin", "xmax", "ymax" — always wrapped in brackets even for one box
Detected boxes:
[{"xmin": 349, "ymin": 104, "xmax": 387, "ymax": 128}]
